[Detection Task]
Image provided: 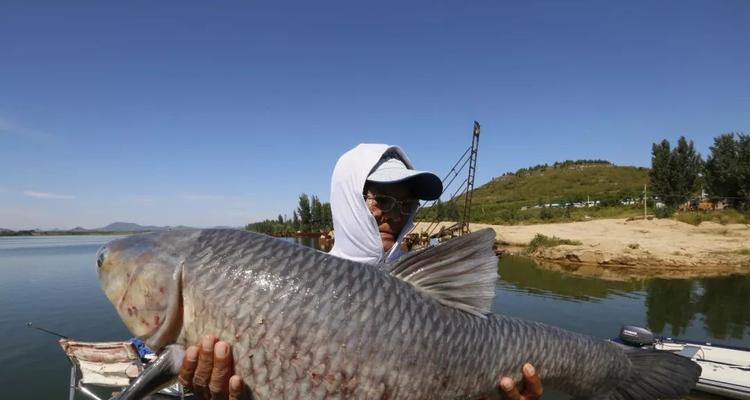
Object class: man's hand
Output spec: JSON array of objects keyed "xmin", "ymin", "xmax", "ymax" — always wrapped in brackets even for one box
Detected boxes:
[
  {"xmin": 498, "ymin": 363, "xmax": 543, "ymax": 400},
  {"xmin": 178, "ymin": 335, "xmax": 251, "ymax": 400}
]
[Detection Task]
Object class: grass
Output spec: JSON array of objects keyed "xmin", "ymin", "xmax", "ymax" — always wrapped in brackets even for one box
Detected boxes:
[
  {"xmin": 526, "ymin": 234, "xmax": 582, "ymax": 253},
  {"xmin": 737, "ymin": 249, "xmax": 750, "ymax": 256},
  {"xmin": 673, "ymin": 209, "xmax": 750, "ymax": 226},
  {"xmin": 417, "ymin": 161, "xmax": 650, "ymax": 225}
]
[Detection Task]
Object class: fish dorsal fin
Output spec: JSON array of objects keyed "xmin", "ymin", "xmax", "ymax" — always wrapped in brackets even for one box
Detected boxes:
[{"xmin": 386, "ymin": 228, "xmax": 498, "ymax": 318}]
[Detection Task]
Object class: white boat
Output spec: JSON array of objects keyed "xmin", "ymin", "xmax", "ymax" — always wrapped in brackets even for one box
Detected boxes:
[
  {"xmin": 59, "ymin": 338, "xmax": 190, "ymax": 400},
  {"xmin": 616, "ymin": 326, "xmax": 750, "ymax": 400}
]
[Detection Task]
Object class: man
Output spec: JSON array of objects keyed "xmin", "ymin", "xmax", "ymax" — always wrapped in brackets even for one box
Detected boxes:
[{"xmin": 179, "ymin": 144, "xmax": 542, "ymax": 400}]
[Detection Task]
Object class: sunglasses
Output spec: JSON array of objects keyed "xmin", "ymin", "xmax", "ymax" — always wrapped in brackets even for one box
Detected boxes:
[{"xmin": 363, "ymin": 195, "xmax": 420, "ymax": 215}]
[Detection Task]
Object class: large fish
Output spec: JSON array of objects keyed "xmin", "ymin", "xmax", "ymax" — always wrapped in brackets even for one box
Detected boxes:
[{"xmin": 97, "ymin": 228, "xmax": 700, "ymax": 399}]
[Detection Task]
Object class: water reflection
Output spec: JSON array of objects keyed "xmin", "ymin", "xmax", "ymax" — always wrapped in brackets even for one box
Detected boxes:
[
  {"xmin": 645, "ymin": 279, "xmax": 696, "ymax": 337},
  {"xmin": 645, "ymin": 276, "xmax": 750, "ymax": 340},
  {"xmin": 696, "ymin": 275, "xmax": 750, "ymax": 339},
  {"xmin": 499, "ymin": 256, "xmax": 750, "ymax": 343},
  {"xmin": 498, "ymin": 255, "xmax": 643, "ymax": 301}
]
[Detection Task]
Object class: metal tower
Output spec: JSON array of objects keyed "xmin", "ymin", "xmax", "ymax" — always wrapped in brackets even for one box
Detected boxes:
[
  {"xmin": 407, "ymin": 121, "xmax": 481, "ymax": 244},
  {"xmin": 461, "ymin": 121, "xmax": 480, "ymax": 234}
]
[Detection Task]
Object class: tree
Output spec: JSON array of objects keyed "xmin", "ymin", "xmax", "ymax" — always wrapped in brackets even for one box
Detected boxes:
[
  {"xmin": 650, "ymin": 140, "xmax": 673, "ymax": 205},
  {"xmin": 674, "ymin": 137, "xmax": 702, "ymax": 199},
  {"xmin": 649, "ymin": 137, "xmax": 702, "ymax": 207},
  {"xmin": 705, "ymin": 133, "xmax": 750, "ymax": 210},
  {"xmin": 740, "ymin": 134, "xmax": 750, "ymax": 211},
  {"xmin": 310, "ymin": 195, "xmax": 323, "ymax": 230},
  {"xmin": 434, "ymin": 199, "xmax": 445, "ymax": 220},
  {"xmin": 297, "ymin": 194, "xmax": 311, "ymax": 231},
  {"xmin": 277, "ymin": 214, "xmax": 284, "ymax": 225},
  {"xmin": 292, "ymin": 211, "xmax": 300, "ymax": 231},
  {"xmin": 321, "ymin": 202, "xmax": 333, "ymax": 230},
  {"xmin": 444, "ymin": 200, "xmax": 460, "ymax": 221}
]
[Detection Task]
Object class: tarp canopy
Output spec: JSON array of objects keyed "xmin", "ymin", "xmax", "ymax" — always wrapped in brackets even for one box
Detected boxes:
[{"xmin": 59, "ymin": 339, "xmax": 141, "ymax": 387}]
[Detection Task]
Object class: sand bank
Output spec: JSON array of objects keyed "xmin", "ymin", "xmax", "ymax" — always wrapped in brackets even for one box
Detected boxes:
[{"xmin": 411, "ymin": 219, "xmax": 750, "ymax": 279}]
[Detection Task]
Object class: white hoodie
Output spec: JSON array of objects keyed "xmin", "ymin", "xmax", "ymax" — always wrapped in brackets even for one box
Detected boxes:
[{"xmin": 328, "ymin": 144, "xmax": 418, "ymax": 264}]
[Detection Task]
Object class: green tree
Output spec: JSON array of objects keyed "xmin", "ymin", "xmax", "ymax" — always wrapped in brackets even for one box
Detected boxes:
[
  {"xmin": 649, "ymin": 137, "xmax": 702, "ymax": 207},
  {"xmin": 292, "ymin": 211, "xmax": 300, "ymax": 230},
  {"xmin": 444, "ymin": 200, "xmax": 460, "ymax": 221},
  {"xmin": 650, "ymin": 140, "xmax": 672, "ymax": 205},
  {"xmin": 297, "ymin": 194, "xmax": 312, "ymax": 231},
  {"xmin": 705, "ymin": 133, "xmax": 750, "ymax": 210},
  {"xmin": 434, "ymin": 199, "xmax": 445, "ymax": 220},
  {"xmin": 740, "ymin": 135, "xmax": 750, "ymax": 210},
  {"xmin": 671, "ymin": 137, "xmax": 703, "ymax": 204},
  {"xmin": 310, "ymin": 195, "xmax": 323, "ymax": 230},
  {"xmin": 321, "ymin": 202, "xmax": 333, "ymax": 230}
]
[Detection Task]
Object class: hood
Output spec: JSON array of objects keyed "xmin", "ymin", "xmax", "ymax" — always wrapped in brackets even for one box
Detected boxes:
[{"xmin": 328, "ymin": 144, "xmax": 418, "ymax": 264}]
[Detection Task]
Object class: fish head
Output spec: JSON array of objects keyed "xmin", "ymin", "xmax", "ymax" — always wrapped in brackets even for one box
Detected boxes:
[{"xmin": 97, "ymin": 230, "xmax": 200, "ymax": 350}]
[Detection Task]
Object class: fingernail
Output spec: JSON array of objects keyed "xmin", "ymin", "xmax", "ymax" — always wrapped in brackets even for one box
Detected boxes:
[
  {"xmin": 500, "ymin": 377, "xmax": 513, "ymax": 391},
  {"xmin": 186, "ymin": 347, "xmax": 198, "ymax": 362},
  {"xmin": 229, "ymin": 376, "xmax": 241, "ymax": 391},
  {"xmin": 215, "ymin": 342, "xmax": 229, "ymax": 357},
  {"xmin": 202, "ymin": 336, "xmax": 214, "ymax": 351},
  {"xmin": 524, "ymin": 363, "xmax": 535, "ymax": 375}
]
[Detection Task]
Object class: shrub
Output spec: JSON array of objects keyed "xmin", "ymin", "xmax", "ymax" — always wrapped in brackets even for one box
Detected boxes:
[
  {"xmin": 540, "ymin": 208, "xmax": 554, "ymax": 220},
  {"xmin": 526, "ymin": 234, "xmax": 582, "ymax": 252},
  {"xmin": 654, "ymin": 206, "xmax": 675, "ymax": 219}
]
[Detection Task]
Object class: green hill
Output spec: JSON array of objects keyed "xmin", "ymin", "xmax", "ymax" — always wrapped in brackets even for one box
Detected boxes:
[{"xmin": 420, "ymin": 160, "xmax": 650, "ymax": 224}]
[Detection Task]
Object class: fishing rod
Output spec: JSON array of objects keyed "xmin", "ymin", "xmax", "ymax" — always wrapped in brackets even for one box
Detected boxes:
[{"xmin": 26, "ymin": 322, "xmax": 69, "ymax": 339}]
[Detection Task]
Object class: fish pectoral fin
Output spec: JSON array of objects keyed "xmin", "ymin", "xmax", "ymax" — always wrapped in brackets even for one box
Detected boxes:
[
  {"xmin": 385, "ymin": 228, "xmax": 497, "ymax": 317},
  {"xmin": 113, "ymin": 344, "xmax": 185, "ymax": 400}
]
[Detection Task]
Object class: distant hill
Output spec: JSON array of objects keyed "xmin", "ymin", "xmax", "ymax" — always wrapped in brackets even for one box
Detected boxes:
[
  {"xmin": 420, "ymin": 160, "xmax": 650, "ymax": 224},
  {"xmin": 96, "ymin": 222, "xmax": 171, "ymax": 232}
]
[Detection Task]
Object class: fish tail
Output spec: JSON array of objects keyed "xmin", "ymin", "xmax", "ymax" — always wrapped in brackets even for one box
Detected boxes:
[
  {"xmin": 114, "ymin": 344, "xmax": 185, "ymax": 400},
  {"xmin": 605, "ymin": 349, "xmax": 701, "ymax": 400}
]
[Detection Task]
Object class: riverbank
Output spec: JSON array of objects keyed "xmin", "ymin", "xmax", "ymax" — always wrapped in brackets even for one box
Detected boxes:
[{"xmin": 412, "ymin": 218, "xmax": 750, "ymax": 279}]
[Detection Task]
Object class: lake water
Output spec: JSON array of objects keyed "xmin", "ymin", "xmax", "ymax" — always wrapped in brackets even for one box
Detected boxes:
[{"xmin": 1, "ymin": 235, "xmax": 747, "ymax": 399}]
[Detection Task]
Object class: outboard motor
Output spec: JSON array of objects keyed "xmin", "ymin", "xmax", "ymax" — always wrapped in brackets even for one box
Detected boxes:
[{"xmin": 618, "ymin": 325, "xmax": 655, "ymax": 347}]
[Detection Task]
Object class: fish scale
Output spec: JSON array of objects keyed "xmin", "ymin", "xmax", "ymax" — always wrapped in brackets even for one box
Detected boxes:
[{"xmin": 99, "ymin": 228, "xmax": 701, "ymax": 400}]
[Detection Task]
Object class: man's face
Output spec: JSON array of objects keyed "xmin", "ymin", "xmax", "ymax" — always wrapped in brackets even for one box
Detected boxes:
[{"xmin": 364, "ymin": 182, "xmax": 417, "ymax": 252}]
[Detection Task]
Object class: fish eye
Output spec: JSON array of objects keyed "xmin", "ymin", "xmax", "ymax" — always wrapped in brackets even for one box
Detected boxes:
[{"xmin": 97, "ymin": 248, "xmax": 106, "ymax": 269}]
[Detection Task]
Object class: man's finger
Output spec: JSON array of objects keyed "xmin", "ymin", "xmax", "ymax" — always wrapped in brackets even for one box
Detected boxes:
[
  {"xmin": 229, "ymin": 375, "xmax": 249, "ymax": 400},
  {"xmin": 193, "ymin": 335, "xmax": 217, "ymax": 399},
  {"xmin": 498, "ymin": 376, "xmax": 521, "ymax": 400},
  {"xmin": 209, "ymin": 341, "xmax": 233, "ymax": 399},
  {"xmin": 521, "ymin": 363, "xmax": 543, "ymax": 399},
  {"xmin": 178, "ymin": 345, "xmax": 199, "ymax": 388}
]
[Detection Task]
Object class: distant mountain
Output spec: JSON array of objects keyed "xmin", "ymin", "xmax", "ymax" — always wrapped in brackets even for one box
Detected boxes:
[
  {"xmin": 95, "ymin": 222, "xmax": 203, "ymax": 232},
  {"xmin": 97, "ymin": 222, "xmax": 170, "ymax": 232}
]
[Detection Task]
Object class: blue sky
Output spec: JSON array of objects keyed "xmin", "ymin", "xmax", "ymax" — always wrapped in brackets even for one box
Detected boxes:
[{"xmin": 1, "ymin": 1, "xmax": 748, "ymax": 230}]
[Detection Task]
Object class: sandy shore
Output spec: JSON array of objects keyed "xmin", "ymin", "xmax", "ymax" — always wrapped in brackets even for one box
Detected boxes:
[{"xmin": 412, "ymin": 219, "xmax": 750, "ymax": 279}]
